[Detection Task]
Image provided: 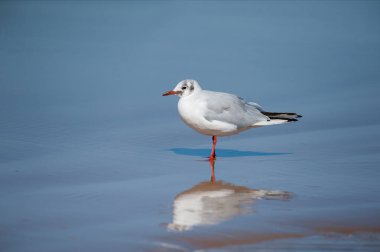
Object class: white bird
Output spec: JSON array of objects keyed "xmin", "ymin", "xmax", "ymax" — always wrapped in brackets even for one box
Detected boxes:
[{"xmin": 163, "ymin": 79, "xmax": 302, "ymax": 159}]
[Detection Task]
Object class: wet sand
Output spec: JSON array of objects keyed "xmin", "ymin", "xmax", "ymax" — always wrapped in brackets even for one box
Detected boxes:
[
  {"xmin": 163, "ymin": 226, "xmax": 380, "ymax": 251},
  {"xmin": 1, "ymin": 122, "xmax": 379, "ymax": 251}
]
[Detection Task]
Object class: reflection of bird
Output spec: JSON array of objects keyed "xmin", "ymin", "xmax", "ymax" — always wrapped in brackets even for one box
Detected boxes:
[
  {"xmin": 167, "ymin": 180, "xmax": 291, "ymax": 232},
  {"xmin": 163, "ymin": 79, "xmax": 302, "ymax": 160}
]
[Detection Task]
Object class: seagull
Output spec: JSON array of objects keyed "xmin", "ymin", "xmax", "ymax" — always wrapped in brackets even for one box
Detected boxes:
[{"xmin": 163, "ymin": 79, "xmax": 302, "ymax": 160}]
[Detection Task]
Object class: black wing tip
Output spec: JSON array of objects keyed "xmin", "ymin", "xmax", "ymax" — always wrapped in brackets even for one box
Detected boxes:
[
  {"xmin": 262, "ymin": 112, "xmax": 303, "ymax": 120},
  {"xmin": 286, "ymin": 118, "xmax": 298, "ymax": 122}
]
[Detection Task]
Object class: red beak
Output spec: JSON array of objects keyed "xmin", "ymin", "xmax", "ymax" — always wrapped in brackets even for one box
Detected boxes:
[{"xmin": 162, "ymin": 90, "xmax": 177, "ymax": 96}]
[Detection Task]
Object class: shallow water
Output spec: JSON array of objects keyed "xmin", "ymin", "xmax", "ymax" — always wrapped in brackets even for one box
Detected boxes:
[{"xmin": 1, "ymin": 1, "xmax": 380, "ymax": 251}]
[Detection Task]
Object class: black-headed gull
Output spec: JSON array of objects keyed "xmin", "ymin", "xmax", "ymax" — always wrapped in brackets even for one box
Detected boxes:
[{"xmin": 163, "ymin": 79, "xmax": 302, "ymax": 160}]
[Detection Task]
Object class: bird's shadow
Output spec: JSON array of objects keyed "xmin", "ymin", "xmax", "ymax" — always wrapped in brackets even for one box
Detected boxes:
[{"xmin": 169, "ymin": 148, "xmax": 290, "ymax": 158}]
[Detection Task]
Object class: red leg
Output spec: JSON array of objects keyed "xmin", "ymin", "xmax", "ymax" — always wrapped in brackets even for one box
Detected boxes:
[
  {"xmin": 210, "ymin": 135, "xmax": 217, "ymax": 160},
  {"xmin": 209, "ymin": 158, "xmax": 215, "ymax": 183}
]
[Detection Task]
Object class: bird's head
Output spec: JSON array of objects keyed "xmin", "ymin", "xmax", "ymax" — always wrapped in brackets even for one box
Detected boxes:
[{"xmin": 162, "ymin": 79, "xmax": 201, "ymax": 98}]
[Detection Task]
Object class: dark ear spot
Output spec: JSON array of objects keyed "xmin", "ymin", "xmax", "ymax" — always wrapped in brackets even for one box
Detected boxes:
[{"xmin": 190, "ymin": 84, "xmax": 194, "ymax": 91}]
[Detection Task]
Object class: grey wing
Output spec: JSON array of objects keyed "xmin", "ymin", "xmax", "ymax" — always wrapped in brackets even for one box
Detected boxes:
[
  {"xmin": 247, "ymin": 101, "xmax": 265, "ymax": 112},
  {"xmin": 202, "ymin": 91, "xmax": 269, "ymax": 128}
]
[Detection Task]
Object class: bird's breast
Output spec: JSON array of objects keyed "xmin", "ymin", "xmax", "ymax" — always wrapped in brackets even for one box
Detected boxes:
[{"xmin": 177, "ymin": 98, "xmax": 205, "ymax": 130}]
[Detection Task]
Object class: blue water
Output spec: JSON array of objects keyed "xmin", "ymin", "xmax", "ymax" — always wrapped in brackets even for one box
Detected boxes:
[{"xmin": 1, "ymin": 1, "xmax": 380, "ymax": 251}]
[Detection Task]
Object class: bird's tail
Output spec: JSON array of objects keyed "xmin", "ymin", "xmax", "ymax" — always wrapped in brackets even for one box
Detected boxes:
[{"xmin": 253, "ymin": 112, "xmax": 302, "ymax": 126}]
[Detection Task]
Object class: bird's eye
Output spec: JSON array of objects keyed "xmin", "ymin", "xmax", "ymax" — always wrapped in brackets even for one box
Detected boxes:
[{"xmin": 182, "ymin": 86, "xmax": 187, "ymax": 90}]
